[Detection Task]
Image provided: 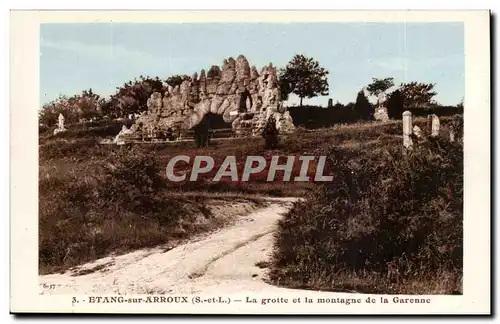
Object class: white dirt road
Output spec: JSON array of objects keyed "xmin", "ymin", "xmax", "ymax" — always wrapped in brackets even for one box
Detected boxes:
[{"xmin": 39, "ymin": 197, "xmax": 301, "ymax": 295}]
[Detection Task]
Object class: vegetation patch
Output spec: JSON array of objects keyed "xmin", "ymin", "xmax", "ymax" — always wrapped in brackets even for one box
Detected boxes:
[
  {"xmin": 39, "ymin": 147, "xmax": 262, "ymax": 274},
  {"xmin": 268, "ymin": 135, "xmax": 463, "ymax": 294}
]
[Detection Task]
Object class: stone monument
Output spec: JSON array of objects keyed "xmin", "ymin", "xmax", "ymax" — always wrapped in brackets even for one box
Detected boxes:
[
  {"xmin": 402, "ymin": 111, "xmax": 413, "ymax": 150},
  {"xmin": 431, "ymin": 114, "xmax": 440, "ymax": 137},
  {"xmin": 373, "ymin": 92, "xmax": 389, "ymax": 122},
  {"xmin": 53, "ymin": 113, "xmax": 67, "ymax": 135}
]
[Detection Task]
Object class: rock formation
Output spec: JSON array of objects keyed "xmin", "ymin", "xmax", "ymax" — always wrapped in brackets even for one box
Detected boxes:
[
  {"xmin": 113, "ymin": 125, "xmax": 134, "ymax": 145},
  {"xmin": 373, "ymin": 91, "xmax": 390, "ymax": 122},
  {"xmin": 129, "ymin": 55, "xmax": 295, "ymax": 139},
  {"xmin": 374, "ymin": 105, "xmax": 389, "ymax": 122}
]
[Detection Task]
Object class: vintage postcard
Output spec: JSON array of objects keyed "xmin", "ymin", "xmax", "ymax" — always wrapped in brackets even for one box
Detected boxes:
[{"xmin": 10, "ymin": 10, "xmax": 490, "ymax": 315}]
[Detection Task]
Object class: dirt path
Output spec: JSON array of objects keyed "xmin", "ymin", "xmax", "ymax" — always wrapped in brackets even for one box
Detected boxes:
[{"xmin": 39, "ymin": 197, "xmax": 300, "ymax": 295}]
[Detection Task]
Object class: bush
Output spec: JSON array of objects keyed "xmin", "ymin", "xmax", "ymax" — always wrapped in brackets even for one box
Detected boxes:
[
  {"xmin": 39, "ymin": 124, "xmax": 50, "ymax": 135},
  {"xmin": 269, "ymin": 137, "xmax": 463, "ymax": 294},
  {"xmin": 39, "ymin": 148, "xmax": 200, "ymax": 274},
  {"xmin": 99, "ymin": 149, "xmax": 166, "ymax": 214}
]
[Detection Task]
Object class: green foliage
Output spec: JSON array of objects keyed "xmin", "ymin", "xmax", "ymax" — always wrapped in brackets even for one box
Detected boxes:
[
  {"xmin": 366, "ymin": 77, "xmax": 395, "ymax": 98},
  {"xmin": 39, "ymin": 148, "xmax": 199, "ymax": 273},
  {"xmin": 165, "ymin": 75, "xmax": 191, "ymax": 88},
  {"xmin": 399, "ymin": 82, "xmax": 437, "ymax": 110},
  {"xmin": 39, "ymin": 89, "xmax": 104, "ymax": 127},
  {"xmin": 77, "ymin": 89, "xmax": 105, "ymax": 119},
  {"xmin": 387, "ymin": 89, "xmax": 405, "ymax": 119},
  {"xmin": 269, "ymin": 137, "xmax": 463, "ymax": 294},
  {"xmin": 353, "ymin": 90, "xmax": 373, "ymax": 121},
  {"xmin": 38, "ymin": 118, "xmax": 463, "ymax": 276},
  {"xmin": 384, "ymin": 82, "xmax": 438, "ymax": 119},
  {"xmin": 278, "ymin": 54, "xmax": 329, "ymax": 105},
  {"xmin": 105, "ymin": 76, "xmax": 165, "ymax": 118},
  {"xmin": 278, "ymin": 70, "xmax": 292, "ymax": 102},
  {"xmin": 99, "ymin": 149, "xmax": 166, "ymax": 212},
  {"xmin": 39, "ymin": 95, "xmax": 76, "ymax": 127}
]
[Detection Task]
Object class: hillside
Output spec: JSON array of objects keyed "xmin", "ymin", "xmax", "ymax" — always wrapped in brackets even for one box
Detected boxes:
[{"xmin": 39, "ymin": 116, "xmax": 463, "ymax": 294}]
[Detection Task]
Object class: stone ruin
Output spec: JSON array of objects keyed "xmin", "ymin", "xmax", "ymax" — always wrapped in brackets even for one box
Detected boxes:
[
  {"xmin": 126, "ymin": 55, "xmax": 295, "ymax": 141},
  {"xmin": 113, "ymin": 125, "xmax": 134, "ymax": 145}
]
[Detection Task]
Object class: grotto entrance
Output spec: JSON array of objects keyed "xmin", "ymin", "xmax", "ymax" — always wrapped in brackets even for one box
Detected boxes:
[
  {"xmin": 238, "ymin": 88, "xmax": 253, "ymax": 113},
  {"xmin": 194, "ymin": 112, "xmax": 232, "ymax": 147}
]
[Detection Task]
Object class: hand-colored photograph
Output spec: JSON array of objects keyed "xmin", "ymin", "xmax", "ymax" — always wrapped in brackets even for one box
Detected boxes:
[
  {"xmin": 9, "ymin": 10, "xmax": 491, "ymax": 315},
  {"xmin": 38, "ymin": 21, "xmax": 465, "ymax": 296}
]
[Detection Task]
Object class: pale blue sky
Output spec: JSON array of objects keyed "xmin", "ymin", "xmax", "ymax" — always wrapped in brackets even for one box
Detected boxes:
[{"xmin": 40, "ymin": 22, "xmax": 464, "ymax": 107}]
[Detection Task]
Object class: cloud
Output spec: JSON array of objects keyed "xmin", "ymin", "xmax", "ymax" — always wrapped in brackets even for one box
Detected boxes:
[{"xmin": 40, "ymin": 38, "xmax": 160, "ymax": 65}]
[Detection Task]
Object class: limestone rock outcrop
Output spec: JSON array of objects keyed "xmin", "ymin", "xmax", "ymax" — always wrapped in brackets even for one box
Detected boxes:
[
  {"xmin": 374, "ymin": 106, "xmax": 389, "ymax": 122},
  {"xmin": 129, "ymin": 55, "xmax": 295, "ymax": 139},
  {"xmin": 113, "ymin": 125, "xmax": 134, "ymax": 145}
]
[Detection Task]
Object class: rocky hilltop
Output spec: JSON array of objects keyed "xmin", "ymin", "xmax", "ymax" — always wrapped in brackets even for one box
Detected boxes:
[{"xmin": 125, "ymin": 55, "xmax": 295, "ymax": 140}]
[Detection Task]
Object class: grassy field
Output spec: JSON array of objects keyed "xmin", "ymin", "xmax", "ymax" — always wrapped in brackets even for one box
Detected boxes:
[{"xmin": 39, "ymin": 116, "xmax": 463, "ymax": 294}]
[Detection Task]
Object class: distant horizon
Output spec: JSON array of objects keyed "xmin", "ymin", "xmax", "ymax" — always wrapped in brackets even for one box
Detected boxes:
[{"xmin": 40, "ymin": 22, "xmax": 464, "ymax": 107}]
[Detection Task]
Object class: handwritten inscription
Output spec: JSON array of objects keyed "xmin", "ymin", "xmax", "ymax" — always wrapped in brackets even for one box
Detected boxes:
[{"xmin": 40, "ymin": 283, "xmax": 56, "ymax": 290}]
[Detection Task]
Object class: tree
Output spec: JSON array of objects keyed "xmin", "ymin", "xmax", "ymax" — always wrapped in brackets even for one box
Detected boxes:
[
  {"xmin": 39, "ymin": 95, "xmax": 77, "ymax": 127},
  {"xmin": 386, "ymin": 89, "xmax": 405, "ymax": 119},
  {"xmin": 399, "ymin": 82, "xmax": 437, "ymax": 110},
  {"xmin": 331, "ymin": 101, "xmax": 344, "ymax": 110},
  {"xmin": 366, "ymin": 77, "xmax": 395, "ymax": 104},
  {"xmin": 353, "ymin": 90, "xmax": 373, "ymax": 121},
  {"xmin": 277, "ymin": 71, "xmax": 292, "ymax": 101},
  {"xmin": 165, "ymin": 75, "xmax": 191, "ymax": 88},
  {"xmin": 109, "ymin": 76, "xmax": 165, "ymax": 117},
  {"xmin": 100, "ymin": 97, "xmax": 118, "ymax": 118},
  {"xmin": 39, "ymin": 89, "xmax": 105, "ymax": 126},
  {"xmin": 278, "ymin": 54, "xmax": 329, "ymax": 106},
  {"xmin": 74, "ymin": 88, "xmax": 105, "ymax": 120},
  {"xmin": 345, "ymin": 102, "xmax": 355, "ymax": 111}
]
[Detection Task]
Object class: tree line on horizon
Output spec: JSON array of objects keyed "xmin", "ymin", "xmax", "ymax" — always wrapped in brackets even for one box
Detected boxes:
[{"xmin": 39, "ymin": 54, "xmax": 463, "ymax": 128}]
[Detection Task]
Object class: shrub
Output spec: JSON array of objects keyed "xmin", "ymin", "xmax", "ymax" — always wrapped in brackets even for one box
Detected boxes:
[
  {"xmin": 39, "ymin": 148, "xmax": 201, "ymax": 274},
  {"xmin": 99, "ymin": 149, "xmax": 166, "ymax": 213},
  {"xmin": 269, "ymin": 137, "xmax": 463, "ymax": 294}
]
